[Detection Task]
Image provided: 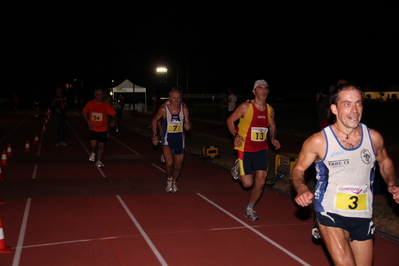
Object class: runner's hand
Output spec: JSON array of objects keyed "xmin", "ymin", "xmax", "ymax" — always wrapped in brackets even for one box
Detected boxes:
[
  {"xmin": 388, "ymin": 185, "xmax": 399, "ymax": 204},
  {"xmin": 295, "ymin": 188, "xmax": 314, "ymax": 207}
]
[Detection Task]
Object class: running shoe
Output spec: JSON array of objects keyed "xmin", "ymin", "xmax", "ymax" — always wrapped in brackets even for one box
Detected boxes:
[
  {"xmin": 312, "ymin": 227, "xmax": 322, "ymax": 240},
  {"xmin": 60, "ymin": 142, "xmax": 68, "ymax": 146},
  {"xmin": 89, "ymin": 152, "xmax": 96, "ymax": 162},
  {"xmin": 231, "ymin": 159, "xmax": 239, "ymax": 180},
  {"xmin": 95, "ymin": 160, "xmax": 104, "ymax": 168},
  {"xmin": 244, "ymin": 208, "xmax": 259, "ymax": 221},
  {"xmin": 172, "ymin": 182, "xmax": 178, "ymax": 193},
  {"xmin": 165, "ymin": 179, "xmax": 173, "ymax": 193}
]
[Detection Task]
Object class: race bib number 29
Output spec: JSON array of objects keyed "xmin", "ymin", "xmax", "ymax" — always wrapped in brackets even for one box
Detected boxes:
[
  {"xmin": 250, "ymin": 127, "xmax": 268, "ymax": 141},
  {"xmin": 335, "ymin": 185, "xmax": 368, "ymax": 211}
]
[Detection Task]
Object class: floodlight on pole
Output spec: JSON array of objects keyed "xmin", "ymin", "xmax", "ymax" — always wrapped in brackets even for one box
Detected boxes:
[{"xmin": 156, "ymin": 67, "xmax": 168, "ymax": 73}]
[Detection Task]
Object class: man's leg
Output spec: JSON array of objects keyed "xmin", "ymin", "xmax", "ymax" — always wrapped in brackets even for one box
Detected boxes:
[
  {"xmin": 350, "ymin": 239, "xmax": 373, "ymax": 266},
  {"xmin": 248, "ymin": 170, "xmax": 267, "ymax": 206},
  {"xmin": 97, "ymin": 142, "xmax": 105, "ymax": 161},
  {"xmin": 162, "ymin": 146, "xmax": 174, "ymax": 178},
  {"xmin": 172, "ymin": 153, "xmax": 184, "ymax": 182},
  {"xmin": 318, "ymin": 223, "xmax": 357, "ymax": 266},
  {"xmin": 90, "ymin": 140, "xmax": 97, "ymax": 153},
  {"xmin": 162, "ymin": 146, "xmax": 175, "ymax": 192}
]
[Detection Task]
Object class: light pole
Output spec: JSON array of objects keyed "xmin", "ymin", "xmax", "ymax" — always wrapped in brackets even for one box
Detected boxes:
[
  {"xmin": 156, "ymin": 67, "xmax": 168, "ymax": 80},
  {"xmin": 156, "ymin": 67, "xmax": 168, "ymax": 94}
]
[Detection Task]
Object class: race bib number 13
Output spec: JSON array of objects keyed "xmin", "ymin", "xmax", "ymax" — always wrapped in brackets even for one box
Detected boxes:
[
  {"xmin": 251, "ymin": 127, "xmax": 268, "ymax": 141},
  {"xmin": 335, "ymin": 185, "xmax": 368, "ymax": 211}
]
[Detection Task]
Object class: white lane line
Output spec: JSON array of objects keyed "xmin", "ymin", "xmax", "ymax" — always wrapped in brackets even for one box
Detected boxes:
[
  {"xmin": 197, "ymin": 193, "xmax": 311, "ymax": 266},
  {"xmin": 32, "ymin": 165, "xmax": 38, "ymax": 179},
  {"xmin": 12, "ymin": 198, "xmax": 31, "ymax": 266},
  {"xmin": 21, "ymin": 234, "xmax": 139, "ymax": 249},
  {"xmin": 36, "ymin": 115, "xmax": 48, "ymax": 156},
  {"xmin": 116, "ymin": 195, "xmax": 168, "ymax": 266},
  {"xmin": 151, "ymin": 163, "xmax": 165, "ymax": 173},
  {"xmin": 0, "ymin": 112, "xmax": 32, "ymax": 143},
  {"xmin": 66, "ymin": 120, "xmax": 107, "ymax": 177},
  {"xmin": 110, "ymin": 136, "xmax": 140, "ymax": 155},
  {"xmin": 71, "ymin": 111, "xmax": 140, "ymax": 155},
  {"xmin": 67, "ymin": 120, "xmax": 90, "ymax": 155}
]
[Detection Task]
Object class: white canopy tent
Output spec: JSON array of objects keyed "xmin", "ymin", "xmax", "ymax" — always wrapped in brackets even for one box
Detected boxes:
[{"xmin": 111, "ymin": 79, "xmax": 147, "ymax": 112}]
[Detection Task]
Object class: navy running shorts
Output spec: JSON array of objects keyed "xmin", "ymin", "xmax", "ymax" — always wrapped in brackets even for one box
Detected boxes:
[
  {"xmin": 239, "ymin": 149, "xmax": 269, "ymax": 176},
  {"xmin": 316, "ymin": 212, "xmax": 375, "ymax": 241}
]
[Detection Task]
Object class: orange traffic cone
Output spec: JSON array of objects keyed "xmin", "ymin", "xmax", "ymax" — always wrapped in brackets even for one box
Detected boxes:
[
  {"xmin": 0, "ymin": 151, "xmax": 8, "ymax": 166},
  {"xmin": 33, "ymin": 134, "xmax": 39, "ymax": 144},
  {"xmin": 0, "ymin": 166, "xmax": 3, "ymax": 180},
  {"xmin": 23, "ymin": 140, "xmax": 30, "ymax": 153},
  {"xmin": 0, "ymin": 219, "xmax": 11, "ymax": 254},
  {"xmin": 42, "ymin": 125, "xmax": 46, "ymax": 133},
  {"xmin": 6, "ymin": 144, "xmax": 13, "ymax": 158}
]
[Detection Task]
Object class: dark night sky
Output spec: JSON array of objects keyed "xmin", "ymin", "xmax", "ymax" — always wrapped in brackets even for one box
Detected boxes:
[{"xmin": 2, "ymin": 2, "xmax": 398, "ymax": 98}]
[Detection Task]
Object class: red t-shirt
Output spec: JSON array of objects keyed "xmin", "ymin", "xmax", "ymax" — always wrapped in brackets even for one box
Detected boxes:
[{"xmin": 83, "ymin": 100, "xmax": 116, "ymax": 132}]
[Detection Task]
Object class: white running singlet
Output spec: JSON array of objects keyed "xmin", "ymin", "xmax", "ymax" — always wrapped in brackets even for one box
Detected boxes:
[{"xmin": 314, "ymin": 123, "xmax": 376, "ymax": 218}]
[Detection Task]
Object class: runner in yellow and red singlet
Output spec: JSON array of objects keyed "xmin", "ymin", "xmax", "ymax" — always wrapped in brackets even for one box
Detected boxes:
[{"xmin": 227, "ymin": 80, "xmax": 281, "ymax": 221}]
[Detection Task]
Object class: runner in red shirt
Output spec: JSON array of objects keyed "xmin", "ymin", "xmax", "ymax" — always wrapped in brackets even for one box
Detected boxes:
[{"xmin": 82, "ymin": 88, "xmax": 117, "ymax": 167}]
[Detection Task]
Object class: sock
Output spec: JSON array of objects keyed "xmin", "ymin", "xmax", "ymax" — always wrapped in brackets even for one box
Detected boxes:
[{"xmin": 247, "ymin": 204, "xmax": 254, "ymax": 210}]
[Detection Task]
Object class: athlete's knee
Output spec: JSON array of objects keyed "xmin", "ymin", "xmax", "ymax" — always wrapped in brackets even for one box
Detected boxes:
[
  {"xmin": 240, "ymin": 176, "xmax": 254, "ymax": 188},
  {"xmin": 173, "ymin": 163, "xmax": 182, "ymax": 173},
  {"xmin": 254, "ymin": 171, "xmax": 267, "ymax": 186}
]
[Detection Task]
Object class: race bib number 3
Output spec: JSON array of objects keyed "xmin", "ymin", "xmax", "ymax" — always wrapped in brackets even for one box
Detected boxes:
[
  {"xmin": 92, "ymin": 112, "xmax": 103, "ymax": 121},
  {"xmin": 251, "ymin": 127, "xmax": 268, "ymax": 141},
  {"xmin": 335, "ymin": 186, "xmax": 367, "ymax": 211},
  {"xmin": 167, "ymin": 121, "xmax": 182, "ymax": 133}
]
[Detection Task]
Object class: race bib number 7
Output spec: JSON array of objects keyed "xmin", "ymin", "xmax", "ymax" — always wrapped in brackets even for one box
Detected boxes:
[
  {"xmin": 167, "ymin": 121, "xmax": 183, "ymax": 133},
  {"xmin": 335, "ymin": 185, "xmax": 368, "ymax": 211},
  {"xmin": 250, "ymin": 127, "xmax": 268, "ymax": 141}
]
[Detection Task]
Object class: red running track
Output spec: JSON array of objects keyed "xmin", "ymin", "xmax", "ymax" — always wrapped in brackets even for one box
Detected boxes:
[{"xmin": 0, "ymin": 109, "xmax": 398, "ymax": 266}]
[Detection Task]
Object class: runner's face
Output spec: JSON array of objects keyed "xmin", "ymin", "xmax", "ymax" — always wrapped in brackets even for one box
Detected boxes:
[
  {"xmin": 253, "ymin": 84, "xmax": 269, "ymax": 101},
  {"xmin": 169, "ymin": 91, "xmax": 182, "ymax": 107},
  {"xmin": 95, "ymin": 91, "xmax": 105, "ymax": 102},
  {"xmin": 333, "ymin": 88, "xmax": 363, "ymax": 129}
]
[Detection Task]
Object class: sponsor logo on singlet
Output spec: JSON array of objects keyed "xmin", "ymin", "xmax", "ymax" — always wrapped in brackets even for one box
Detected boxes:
[
  {"xmin": 330, "ymin": 151, "xmax": 344, "ymax": 157},
  {"xmin": 360, "ymin": 149, "xmax": 372, "ymax": 165},
  {"xmin": 328, "ymin": 159, "xmax": 349, "ymax": 167},
  {"xmin": 338, "ymin": 186, "xmax": 367, "ymax": 195}
]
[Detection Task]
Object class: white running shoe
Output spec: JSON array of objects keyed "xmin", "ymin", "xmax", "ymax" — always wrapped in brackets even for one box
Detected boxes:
[
  {"xmin": 95, "ymin": 160, "xmax": 104, "ymax": 168},
  {"xmin": 312, "ymin": 227, "xmax": 322, "ymax": 239},
  {"xmin": 231, "ymin": 159, "xmax": 239, "ymax": 180},
  {"xmin": 172, "ymin": 182, "xmax": 178, "ymax": 193},
  {"xmin": 89, "ymin": 152, "xmax": 96, "ymax": 162},
  {"xmin": 165, "ymin": 179, "xmax": 173, "ymax": 193},
  {"xmin": 244, "ymin": 208, "xmax": 259, "ymax": 221}
]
